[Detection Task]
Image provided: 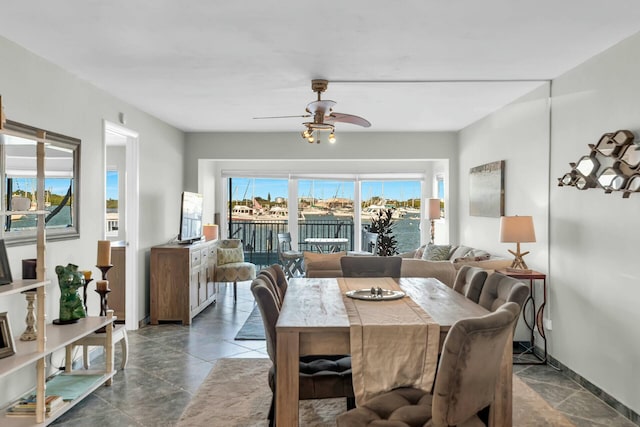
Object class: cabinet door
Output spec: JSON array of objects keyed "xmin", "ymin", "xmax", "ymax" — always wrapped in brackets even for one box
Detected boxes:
[
  {"xmin": 198, "ymin": 250, "xmax": 207, "ymax": 305},
  {"xmin": 190, "ymin": 268, "xmax": 199, "ymax": 312},
  {"xmin": 207, "ymin": 244, "xmax": 217, "ymax": 300}
]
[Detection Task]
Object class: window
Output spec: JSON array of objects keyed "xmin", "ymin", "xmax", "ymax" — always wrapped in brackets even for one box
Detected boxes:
[
  {"xmin": 223, "ymin": 173, "xmax": 424, "ymax": 261},
  {"xmin": 106, "ymin": 170, "xmax": 119, "ymax": 236},
  {"xmin": 1, "ymin": 120, "xmax": 80, "ymax": 245},
  {"xmin": 361, "ymin": 180, "xmax": 421, "ymax": 253}
]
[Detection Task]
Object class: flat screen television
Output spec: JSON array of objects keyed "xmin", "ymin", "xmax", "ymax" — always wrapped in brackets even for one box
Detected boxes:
[{"xmin": 178, "ymin": 191, "xmax": 204, "ymax": 244}]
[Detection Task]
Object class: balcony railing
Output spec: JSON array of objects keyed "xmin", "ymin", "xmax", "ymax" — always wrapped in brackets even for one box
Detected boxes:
[{"xmin": 229, "ymin": 220, "xmax": 355, "ymax": 267}]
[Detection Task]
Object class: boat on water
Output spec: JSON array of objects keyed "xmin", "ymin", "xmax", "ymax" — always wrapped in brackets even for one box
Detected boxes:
[
  {"xmin": 331, "ymin": 207, "xmax": 354, "ymax": 218},
  {"xmin": 231, "ymin": 205, "xmax": 258, "ymax": 221},
  {"xmin": 361, "ymin": 202, "xmax": 395, "ymax": 221},
  {"xmin": 301, "ymin": 206, "xmax": 330, "ymax": 217}
]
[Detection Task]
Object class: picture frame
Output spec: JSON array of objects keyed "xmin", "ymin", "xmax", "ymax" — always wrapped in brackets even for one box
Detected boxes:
[
  {"xmin": 469, "ymin": 160, "xmax": 505, "ymax": 218},
  {"xmin": 0, "ymin": 239, "xmax": 12, "ymax": 285},
  {"xmin": 0, "ymin": 312, "xmax": 16, "ymax": 359}
]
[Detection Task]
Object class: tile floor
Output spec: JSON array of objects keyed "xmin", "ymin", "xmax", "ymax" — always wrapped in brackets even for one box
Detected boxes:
[{"xmin": 50, "ymin": 281, "xmax": 637, "ymax": 427}]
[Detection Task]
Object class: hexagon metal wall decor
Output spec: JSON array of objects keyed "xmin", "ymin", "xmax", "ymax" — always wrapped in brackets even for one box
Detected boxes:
[{"xmin": 558, "ymin": 130, "xmax": 640, "ymax": 198}]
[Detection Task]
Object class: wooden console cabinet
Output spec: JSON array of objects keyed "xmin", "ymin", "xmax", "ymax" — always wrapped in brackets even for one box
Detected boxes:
[{"xmin": 150, "ymin": 240, "xmax": 217, "ymax": 325}]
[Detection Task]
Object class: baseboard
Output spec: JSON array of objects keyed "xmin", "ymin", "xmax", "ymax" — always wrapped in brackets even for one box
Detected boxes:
[{"xmin": 545, "ymin": 353, "xmax": 640, "ymax": 425}]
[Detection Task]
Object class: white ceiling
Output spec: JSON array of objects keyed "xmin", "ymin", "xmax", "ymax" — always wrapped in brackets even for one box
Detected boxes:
[{"xmin": 2, "ymin": 1, "xmax": 640, "ymax": 133}]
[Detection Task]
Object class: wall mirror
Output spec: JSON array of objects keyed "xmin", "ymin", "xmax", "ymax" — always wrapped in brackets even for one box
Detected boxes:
[{"xmin": 0, "ymin": 120, "xmax": 80, "ymax": 245}]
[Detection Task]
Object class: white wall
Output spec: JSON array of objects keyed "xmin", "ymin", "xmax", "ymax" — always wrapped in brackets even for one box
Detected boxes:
[
  {"xmin": 184, "ymin": 132, "xmax": 459, "ymax": 244},
  {"xmin": 459, "ymin": 30, "xmax": 640, "ymax": 415},
  {"xmin": 458, "ymin": 83, "xmax": 551, "ymax": 342},
  {"xmin": 458, "ymin": 84, "xmax": 550, "ymax": 270},
  {"xmin": 0, "ymin": 36, "xmax": 184, "ymax": 404},
  {"xmin": 549, "ymin": 32, "xmax": 640, "ymax": 413}
]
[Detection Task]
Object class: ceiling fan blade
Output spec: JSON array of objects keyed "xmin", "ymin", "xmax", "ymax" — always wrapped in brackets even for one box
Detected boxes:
[
  {"xmin": 306, "ymin": 100, "xmax": 337, "ymax": 115},
  {"xmin": 325, "ymin": 112, "xmax": 371, "ymax": 128},
  {"xmin": 253, "ymin": 114, "xmax": 311, "ymax": 119}
]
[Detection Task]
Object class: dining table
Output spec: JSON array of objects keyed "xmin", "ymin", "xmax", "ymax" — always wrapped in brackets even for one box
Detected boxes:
[
  {"xmin": 304, "ymin": 237, "xmax": 349, "ymax": 253},
  {"xmin": 275, "ymin": 276, "xmax": 513, "ymax": 427}
]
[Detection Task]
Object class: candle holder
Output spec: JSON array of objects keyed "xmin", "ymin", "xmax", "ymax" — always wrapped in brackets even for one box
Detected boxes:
[
  {"xmin": 94, "ymin": 286, "xmax": 112, "ymax": 333},
  {"xmin": 97, "ymin": 264, "xmax": 113, "ymax": 281},
  {"xmin": 20, "ymin": 290, "xmax": 37, "ymax": 341},
  {"xmin": 82, "ymin": 277, "xmax": 93, "ymax": 314}
]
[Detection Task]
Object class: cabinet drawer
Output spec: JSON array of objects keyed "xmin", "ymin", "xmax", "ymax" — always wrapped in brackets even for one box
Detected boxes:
[{"xmin": 191, "ymin": 250, "xmax": 201, "ymax": 266}]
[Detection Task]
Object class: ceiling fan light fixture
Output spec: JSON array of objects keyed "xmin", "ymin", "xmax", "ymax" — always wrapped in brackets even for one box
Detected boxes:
[
  {"xmin": 328, "ymin": 132, "xmax": 336, "ymax": 143},
  {"xmin": 307, "ymin": 134, "xmax": 315, "ymax": 143}
]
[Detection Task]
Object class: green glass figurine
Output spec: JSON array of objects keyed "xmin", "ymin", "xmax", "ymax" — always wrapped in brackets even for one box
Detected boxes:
[{"xmin": 54, "ymin": 263, "xmax": 86, "ymax": 324}]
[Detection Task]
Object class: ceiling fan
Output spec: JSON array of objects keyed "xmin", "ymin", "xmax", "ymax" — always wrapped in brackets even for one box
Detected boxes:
[{"xmin": 254, "ymin": 79, "xmax": 371, "ymax": 144}]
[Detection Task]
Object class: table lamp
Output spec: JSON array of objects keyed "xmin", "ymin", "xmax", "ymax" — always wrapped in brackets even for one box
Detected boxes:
[
  {"xmin": 427, "ymin": 198, "xmax": 441, "ymax": 244},
  {"xmin": 203, "ymin": 224, "xmax": 219, "ymax": 241},
  {"xmin": 499, "ymin": 215, "xmax": 536, "ymax": 272}
]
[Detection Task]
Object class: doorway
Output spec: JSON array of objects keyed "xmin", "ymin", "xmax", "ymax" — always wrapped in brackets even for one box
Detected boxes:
[{"xmin": 104, "ymin": 120, "xmax": 139, "ymax": 331}]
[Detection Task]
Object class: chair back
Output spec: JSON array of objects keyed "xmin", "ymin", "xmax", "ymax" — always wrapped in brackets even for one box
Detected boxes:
[
  {"xmin": 340, "ymin": 256, "xmax": 402, "ymax": 278},
  {"xmin": 219, "ymin": 239, "xmax": 242, "ymax": 250},
  {"xmin": 277, "ymin": 232, "xmax": 294, "ymax": 255},
  {"xmin": 361, "ymin": 230, "xmax": 379, "ymax": 255},
  {"xmin": 452, "ymin": 265, "xmax": 488, "ymax": 303},
  {"xmin": 258, "ymin": 270, "xmax": 283, "ymax": 308},
  {"xmin": 431, "ymin": 302, "xmax": 520, "ymax": 426},
  {"xmin": 250, "ymin": 278, "xmax": 280, "ymax": 363},
  {"xmin": 478, "ymin": 272, "xmax": 529, "ymax": 313},
  {"xmin": 259, "ymin": 264, "xmax": 288, "ymax": 306}
]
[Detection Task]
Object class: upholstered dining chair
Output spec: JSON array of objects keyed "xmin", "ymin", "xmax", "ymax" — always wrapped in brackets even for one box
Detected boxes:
[
  {"xmin": 347, "ymin": 229, "xmax": 379, "ymax": 256},
  {"xmin": 340, "ymin": 255, "xmax": 402, "ymax": 278},
  {"xmin": 452, "ymin": 265, "xmax": 488, "ymax": 303},
  {"xmin": 258, "ymin": 264, "xmax": 288, "ymax": 308},
  {"xmin": 478, "ymin": 272, "xmax": 529, "ymax": 314},
  {"xmin": 250, "ymin": 278, "xmax": 355, "ymax": 426},
  {"xmin": 277, "ymin": 232, "xmax": 304, "ymax": 279},
  {"xmin": 336, "ymin": 302, "xmax": 521, "ymax": 427},
  {"xmin": 214, "ymin": 239, "xmax": 256, "ymax": 303}
]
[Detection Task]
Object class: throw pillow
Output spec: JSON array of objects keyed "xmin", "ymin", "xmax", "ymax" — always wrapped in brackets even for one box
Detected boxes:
[
  {"xmin": 467, "ymin": 249, "xmax": 490, "ymax": 258},
  {"xmin": 453, "ymin": 254, "xmax": 491, "ymax": 264},
  {"xmin": 421, "ymin": 244, "xmax": 452, "ymax": 261},
  {"xmin": 413, "ymin": 245, "xmax": 427, "ymax": 259},
  {"xmin": 449, "ymin": 245, "xmax": 473, "ymax": 260},
  {"xmin": 303, "ymin": 251, "xmax": 346, "ymax": 266},
  {"xmin": 217, "ymin": 247, "xmax": 244, "ymax": 265}
]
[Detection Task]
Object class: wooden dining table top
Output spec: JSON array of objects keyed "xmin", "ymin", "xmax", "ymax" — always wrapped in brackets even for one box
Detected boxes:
[{"xmin": 277, "ymin": 276, "xmax": 490, "ymax": 335}]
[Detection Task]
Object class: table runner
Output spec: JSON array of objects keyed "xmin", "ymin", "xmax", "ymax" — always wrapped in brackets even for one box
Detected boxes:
[{"xmin": 338, "ymin": 277, "xmax": 440, "ymax": 405}]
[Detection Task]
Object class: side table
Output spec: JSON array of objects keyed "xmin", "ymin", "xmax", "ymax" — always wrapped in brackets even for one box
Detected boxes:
[
  {"xmin": 496, "ymin": 269, "xmax": 547, "ymax": 365},
  {"xmin": 66, "ymin": 324, "xmax": 129, "ymax": 384}
]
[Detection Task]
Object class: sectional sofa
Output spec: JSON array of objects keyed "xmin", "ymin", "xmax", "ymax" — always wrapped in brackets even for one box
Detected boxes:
[{"xmin": 303, "ymin": 244, "xmax": 511, "ymax": 287}]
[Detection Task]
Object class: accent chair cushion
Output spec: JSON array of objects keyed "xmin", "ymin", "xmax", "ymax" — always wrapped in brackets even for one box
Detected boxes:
[
  {"xmin": 215, "ymin": 262, "xmax": 256, "ymax": 282},
  {"xmin": 421, "ymin": 244, "xmax": 452, "ymax": 261},
  {"xmin": 217, "ymin": 246, "xmax": 244, "ymax": 265}
]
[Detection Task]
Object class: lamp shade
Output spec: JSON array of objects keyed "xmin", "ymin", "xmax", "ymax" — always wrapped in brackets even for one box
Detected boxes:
[
  {"xmin": 499, "ymin": 216, "xmax": 536, "ymax": 243},
  {"xmin": 427, "ymin": 198, "xmax": 441, "ymax": 220},
  {"xmin": 203, "ymin": 224, "xmax": 219, "ymax": 241}
]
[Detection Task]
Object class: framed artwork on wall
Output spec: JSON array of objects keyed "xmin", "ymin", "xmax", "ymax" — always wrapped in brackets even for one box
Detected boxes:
[{"xmin": 469, "ymin": 160, "xmax": 505, "ymax": 217}]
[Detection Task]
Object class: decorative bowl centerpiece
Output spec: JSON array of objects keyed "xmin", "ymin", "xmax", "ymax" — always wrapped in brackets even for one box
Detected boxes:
[{"xmin": 346, "ymin": 287, "xmax": 405, "ymax": 301}]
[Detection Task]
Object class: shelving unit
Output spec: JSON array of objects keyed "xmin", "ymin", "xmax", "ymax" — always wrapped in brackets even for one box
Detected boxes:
[{"xmin": 0, "ymin": 123, "xmax": 115, "ymax": 425}]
